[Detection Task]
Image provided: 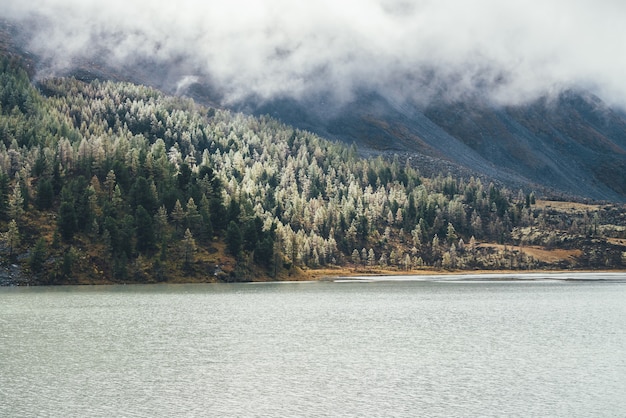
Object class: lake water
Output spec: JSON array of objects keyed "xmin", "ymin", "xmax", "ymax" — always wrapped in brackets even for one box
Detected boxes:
[{"xmin": 1, "ymin": 274, "xmax": 626, "ymax": 417}]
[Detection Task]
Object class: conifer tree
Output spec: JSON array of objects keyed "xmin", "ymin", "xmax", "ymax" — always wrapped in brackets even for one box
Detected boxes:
[
  {"xmin": 368, "ymin": 248, "xmax": 376, "ymax": 266},
  {"xmin": 36, "ymin": 178, "xmax": 55, "ymax": 210},
  {"xmin": 446, "ymin": 222, "xmax": 458, "ymax": 243},
  {"xmin": 225, "ymin": 221, "xmax": 242, "ymax": 256},
  {"xmin": 154, "ymin": 205, "xmax": 169, "ymax": 240},
  {"xmin": 58, "ymin": 202, "xmax": 78, "ymax": 241},
  {"xmin": 171, "ymin": 199, "xmax": 185, "ymax": 232},
  {"xmin": 29, "ymin": 238, "xmax": 47, "ymax": 273},
  {"xmin": 3, "ymin": 219, "xmax": 20, "ymax": 257},
  {"xmin": 351, "ymin": 249, "xmax": 360, "ymax": 266},
  {"xmin": 181, "ymin": 228, "xmax": 196, "ymax": 269},
  {"xmin": 135, "ymin": 205, "xmax": 155, "ymax": 252},
  {"xmin": 8, "ymin": 185, "xmax": 24, "ymax": 222},
  {"xmin": 185, "ymin": 197, "xmax": 201, "ymax": 233},
  {"xmin": 379, "ymin": 253, "xmax": 388, "ymax": 267}
]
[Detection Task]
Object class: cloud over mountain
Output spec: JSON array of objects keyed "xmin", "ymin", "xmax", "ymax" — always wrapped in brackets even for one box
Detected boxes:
[{"xmin": 5, "ymin": 0, "xmax": 626, "ymax": 107}]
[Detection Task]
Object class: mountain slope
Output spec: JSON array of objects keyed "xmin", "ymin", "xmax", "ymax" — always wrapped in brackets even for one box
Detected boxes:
[
  {"xmin": 425, "ymin": 92, "xmax": 626, "ymax": 200},
  {"xmin": 249, "ymin": 90, "xmax": 626, "ymax": 202}
]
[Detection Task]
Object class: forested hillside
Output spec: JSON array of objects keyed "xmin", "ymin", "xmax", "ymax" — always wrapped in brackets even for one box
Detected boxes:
[{"xmin": 1, "ymin": 56, "xmax": 625, "ymax": 285}]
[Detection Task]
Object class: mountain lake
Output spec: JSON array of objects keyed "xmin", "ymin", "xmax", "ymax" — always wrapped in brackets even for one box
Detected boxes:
[{"xmin": 1, "ymin": 273, "xmax": 625, "ymax": 417}]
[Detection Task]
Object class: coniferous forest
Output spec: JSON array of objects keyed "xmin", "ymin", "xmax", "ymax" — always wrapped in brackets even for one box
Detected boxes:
[{"xmin": 1, "ymin": 56, "xmax": 625, "ymax": 285}]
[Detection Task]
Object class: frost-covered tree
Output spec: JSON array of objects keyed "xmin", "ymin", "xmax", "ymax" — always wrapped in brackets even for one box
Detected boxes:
[{"xmin": 368, "ymin": 248, "xmax": 376, "ymax": 266}]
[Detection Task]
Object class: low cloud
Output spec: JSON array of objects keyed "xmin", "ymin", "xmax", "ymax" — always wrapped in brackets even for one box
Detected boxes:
[{"xmin": 4, "ymin": 0, "xmax": 626, "ymax": 107}]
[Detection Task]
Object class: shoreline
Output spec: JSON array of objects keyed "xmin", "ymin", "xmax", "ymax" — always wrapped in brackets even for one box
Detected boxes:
[
  {"xmin": 326, "ymin": 271, "xmax": 626, "ymax": 282},
  {"xmin": 302, "ymin": 267, "xmax": 626, "ymax": 280},
  {"xmin": 2, "ymin": 268, "xmax": 625, "ymax": 287}
]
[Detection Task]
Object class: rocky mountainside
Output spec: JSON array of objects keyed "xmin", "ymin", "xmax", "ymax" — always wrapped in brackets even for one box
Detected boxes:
[{"xmin": 248, "ymin": 91, "xmax": 626, "ymax": 202}]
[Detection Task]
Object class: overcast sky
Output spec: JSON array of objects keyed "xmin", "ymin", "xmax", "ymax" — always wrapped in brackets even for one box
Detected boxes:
[{"xmin": 4, "ymin": 0, "xmax": 626, "ymax": 107}]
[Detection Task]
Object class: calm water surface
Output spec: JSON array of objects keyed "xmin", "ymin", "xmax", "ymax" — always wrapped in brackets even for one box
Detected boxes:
[{"xmin": 1, "ymin": 275, "xmax": 626, "ymax": 417}]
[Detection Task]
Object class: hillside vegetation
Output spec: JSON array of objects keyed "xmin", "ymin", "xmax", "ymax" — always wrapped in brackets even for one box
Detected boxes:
[{"xmin": 1, "ymin": 56, "xmax": 625, "ymax": 285}]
